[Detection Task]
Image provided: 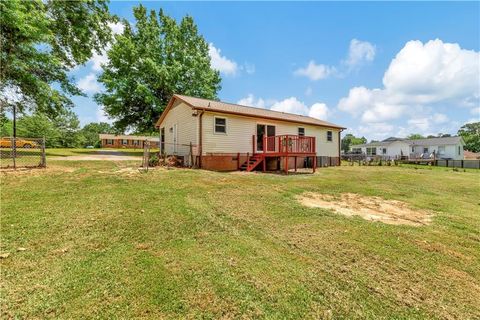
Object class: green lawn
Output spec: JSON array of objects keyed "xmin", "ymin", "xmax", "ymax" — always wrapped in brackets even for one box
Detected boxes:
[{"xmin": 1, "ymin": 161, "xmax": 479, "ymax": 319}]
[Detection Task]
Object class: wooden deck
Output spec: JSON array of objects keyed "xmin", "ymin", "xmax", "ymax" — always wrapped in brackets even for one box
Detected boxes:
[{"xmin": 239, "ymin": 135, "xmax": 317, "ymax": 174}]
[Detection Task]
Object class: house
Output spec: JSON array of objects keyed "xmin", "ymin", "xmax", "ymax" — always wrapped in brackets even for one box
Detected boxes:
[
  {"xmin": 350, "ymin": 136, "xmax": 465, "ymax": 160},
  {"xmin": 155, "ymin": 94, "xmax": 346, "ymax": 172},
  {"xmin": 99, "ymin": 134, "xmax": 159, "ymax": 149}
]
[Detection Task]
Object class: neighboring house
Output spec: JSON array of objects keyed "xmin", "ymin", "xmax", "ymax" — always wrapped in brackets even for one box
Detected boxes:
[
  {"xmin": 99, "ymin": 134, "xmax": 159, "ymax": 149},
  {"xmin": 350, "ymin": 136, "xmax": 465, "ymax": 160},
  {"xmin": 155, "ymin": 94, "xmax": 345, "ymax": 172}
]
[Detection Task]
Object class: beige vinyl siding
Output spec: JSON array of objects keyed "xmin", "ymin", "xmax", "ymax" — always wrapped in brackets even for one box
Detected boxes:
[
  {"xmin": 160, "ymin": 101, "xmax": 197, "ymax": 156},
  {"xmin": 202, "ymin": 111, "xmax": 340, "ymax": 157}
]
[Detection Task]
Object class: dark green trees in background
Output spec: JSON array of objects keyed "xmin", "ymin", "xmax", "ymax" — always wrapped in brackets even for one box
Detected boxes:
[
  {"xmin": 80, "ymin": 122, "xmax": 116, "ymax": 147},
  {"xmin": 458, "ymin": 122, "xmax": 480, "ymax": 152},
  {"xmin": 341, "ymin": 134, "xmax": 367, "ymax": 153},
  {"xmin": 0, "ymin": 0, "xmax": 114, "ymax": 117},
  {"xmin": 95, "ymin": 5, "xmax": 222, "ymax": 133}
]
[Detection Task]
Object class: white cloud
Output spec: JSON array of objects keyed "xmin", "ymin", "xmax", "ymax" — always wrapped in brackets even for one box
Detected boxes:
[
  {"xmin": 208, "ymin": 43, "xmax": 238, "ymax": 76},
  {"xmin": 78, "ymin": 73, "xmax": 101, "ymax": 94},
  {"xmin": 238, "ymin": 95, "xmax": 330, "ymax": 120},
  {"xmin": 432, "ymin": 113, "xmax": 449, "ymax": 124},
  {"xmin": 237, "ymin": 94, "xmax": 266, "ymax": 109},
  {"xmin": 243, "ymin": 63, "xmax": 256, "ymax": 75},
  {"xmin": 96, "ymin": 105, "xmax": 112, "ymax": 123},
  {"xmin": 338, "ymin": 39, "xmax": 480, "ymax": 128},
  {"xmin": 383, "ymin": 39, "xmax": 479, "ymax": 104},
  {"xmin": 271, "ymin": 97, "xmax": 310, "ymax": 115},
  {"xmin": 108, "ymin": 22, "xmax": 125, "ymax": 35},
  {"xmin": 88, "ymin": 22, "xmax": 125, "ymax": 72},
  {"xmin": 309, "ymin": 103, "xmax": 329, "ymax": 120},
  {"xmin": 344, "ymin": 39, "xmax": 376, "ymax": 68},
  {"xmin": 294, "ymin": 60, "xmax": 336, "ymax": 81}
]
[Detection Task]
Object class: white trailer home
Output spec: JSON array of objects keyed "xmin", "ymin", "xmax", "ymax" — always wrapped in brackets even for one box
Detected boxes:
[{"xmin": 351, "ymin": 136, "xmax": 465, "ymax": 160}]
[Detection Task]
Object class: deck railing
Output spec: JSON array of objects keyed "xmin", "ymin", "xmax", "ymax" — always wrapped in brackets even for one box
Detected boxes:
[{"xmin": 253, "ymin": 134, "xmax": 316, "ymax": 155}]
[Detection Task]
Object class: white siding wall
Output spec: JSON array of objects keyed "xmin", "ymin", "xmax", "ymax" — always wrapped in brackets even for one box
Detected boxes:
[
  {"xmin": 159, "ymin": 101, "xmax": 197, "ymax": 157},
  {"xmin": 202, "ymin": 111, "xmax": 340, "ymax": 157}
]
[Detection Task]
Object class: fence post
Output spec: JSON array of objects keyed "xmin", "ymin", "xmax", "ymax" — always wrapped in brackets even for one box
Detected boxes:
[
  {"xmin": 41, "ymin": 136, "xmax": 46, "ymax": 167},
  {"xmin": 11, "ymin": 137, "xmax": 16, "ymax": 169}
]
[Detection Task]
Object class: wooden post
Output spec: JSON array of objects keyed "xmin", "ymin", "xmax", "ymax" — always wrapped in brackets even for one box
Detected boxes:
[
  {"xmin": 294, "ymin": 156, "xmax": 297, "ymax": 172},
  {"xmin": 237, "ymin": 152, "xmax": 240, "ymax": 170},
  {"xmin": 252, "ymin": 135, "xmax": 255, "ymax": 154},
  {"xmin": 285, "ymin": 156, "xmax": 288, "ymax": 175},
  {"xmin": 246, "ymin": 152, "xmax": 250, "ymax": 170},
  {"xmin": 263, "ymin": 156, "xmax": 266, "ymax": 172},
  {"xmin": 313, "ymin": 155, "xmax": 317, "ymax": 173},
  {"xmin": 41, "ymin": 136, "xmax": 46, "ymax": 167}
]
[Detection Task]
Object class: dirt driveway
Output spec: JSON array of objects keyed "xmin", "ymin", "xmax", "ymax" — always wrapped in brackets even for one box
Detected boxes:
[{"xmin": 52, "ymin": 150, "xmax": 142, "ymax": 161}]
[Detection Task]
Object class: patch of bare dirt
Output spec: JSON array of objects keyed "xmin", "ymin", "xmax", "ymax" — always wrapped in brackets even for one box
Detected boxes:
[{"xmin": 297, "ymin": 192, "xmax": 432, "ymax": 226}]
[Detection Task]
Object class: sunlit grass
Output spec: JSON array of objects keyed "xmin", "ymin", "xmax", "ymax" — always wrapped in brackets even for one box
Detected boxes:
[{"xmin": 1, "ymin": 162, "xmax": 479, "ymax": 318}]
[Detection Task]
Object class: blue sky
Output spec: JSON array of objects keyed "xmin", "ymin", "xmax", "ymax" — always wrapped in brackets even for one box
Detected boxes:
[{"xmin": 72, "ymin": 1, "xmax": 480, "ymax": 140}]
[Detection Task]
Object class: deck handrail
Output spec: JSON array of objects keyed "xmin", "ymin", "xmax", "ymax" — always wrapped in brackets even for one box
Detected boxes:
[{"xmin": 252, "ymin": 134, "xmax": 316, "ymax": 154}]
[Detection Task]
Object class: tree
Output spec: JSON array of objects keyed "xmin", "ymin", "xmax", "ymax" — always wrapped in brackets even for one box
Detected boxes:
[
  {"xmin": 0, "ymin": 0, "xmax": 114, "ymax": 119},
  {"xmin": 95, "ymin": 5, "xmax": 221, "ymax": 133},
  {"xmin": 458, "ymin": 122, "xmax": 480, "ymax": 152},
  {"xmin": 81, "ymin": 122, "xmax": 115, "ymax": 147},
  {"xmin": 341, "ymin": 134, "xmax": 367, "ymax": 153},
  {"xmin": 16, "ymin": 114, "xmax": 60, "ymax": 147},
  {"xmin": 406, "ymin": 134, "xmax": 425, "ymax": 140},
  {"xmin": 53, "ymin": 110, "xmax": 85, "ymax": 148}
]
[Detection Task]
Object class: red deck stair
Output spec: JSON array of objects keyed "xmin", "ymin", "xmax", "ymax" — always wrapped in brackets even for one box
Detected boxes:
[{"xmin": 239, "ymin": 155, "xmax": 264, "ymax": 172}]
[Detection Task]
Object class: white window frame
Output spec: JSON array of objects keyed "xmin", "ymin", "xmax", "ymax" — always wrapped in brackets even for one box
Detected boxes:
[
  {"xmin": 106, "ymin": 139, "xmax": 114, "ymax": 145},
  {"xmin": 437, "ymin": 146, "xmax": 445, "ymax": 155},
  {"xmin": 122, "ymin": 139, "xmax": 128, "ymax": 145},
  {"xmin": 298, "ymin": 127, "xmax": 305, "ymax": 137},
  {"xmin": 366, "ymin": 147, "xmax": 377, "ymax": 156},
  {"xmin": 214, "ymin": 116, "xmax": 227, "ymax": 134},
  {"xmin": 326, "ymin": 130, "xmax": 333, "ymax": 142}
]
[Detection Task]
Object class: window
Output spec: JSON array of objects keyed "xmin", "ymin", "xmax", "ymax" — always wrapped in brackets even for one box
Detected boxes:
[
  {"xmin": 352, "ymin": 148, "xmax": 362, "ymax": 154},
  {"xmin": 133, "ymin": 140, "xmax": 139, "ymax": 146},
  {"xmin": 366, "ymin": 147, "xmax": 377, "ymax": 156},
  {"xmin": 160, "ymin": 128, "xmax": 165, "ymax": 152},
  {"xmin": 438, "ymin": 146, "xmax": 445, "ymax": 155},
  {"xmin": 298, "ymin": 127, "xmax": 305, "ymax": 136},
  {"xmin": 106, "ymin": 139, "xmax": 113, "ymax": 145},
  {"xmin": 214, "ymin": 117, "xmax": 227, "ymax": 134},
  {"xmin": 327, "ymin": 131, "xmax": 333, "ymax": 142},
  {"xmin": 122, "ymin": 139, "xmax": 128, "ymax": 145},
  {"xmin": 411, "ymin": 147, "xmax": 415, "ymax": 152},
  {"xmin": 458, "ymin": 146, "xmax": 461, "ymax": 155},
  {"xmin": 423, "ymin": 147, "xmax": 429, "ymax": 153},
  {"xmin": 382, "ymin": 148, "xmax": 387, "ymax": 155}
]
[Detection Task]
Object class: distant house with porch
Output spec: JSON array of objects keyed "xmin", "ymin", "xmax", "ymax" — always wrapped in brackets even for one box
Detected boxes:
[
  {"xmin": 99, "ymin": 134, "xmax": 159, "ymax": 149},
  {"xmin": 155, "ymin": 94, "xmax": 346, "ymax": 172},
  {"xmin": 350, "ymin": 136, "xmax": 465, "ymax": 160}
]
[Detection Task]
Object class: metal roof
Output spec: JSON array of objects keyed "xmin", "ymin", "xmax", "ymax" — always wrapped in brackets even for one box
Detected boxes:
[{"xmin": 156, "ymin": 94, "xmax": 346, "ymax": 129}]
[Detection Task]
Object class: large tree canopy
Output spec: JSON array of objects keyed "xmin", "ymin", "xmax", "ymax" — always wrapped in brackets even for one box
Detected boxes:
[
  {"xmin": 0, "ymin": 0, "xmax": 114, "ymax": 116},
  {"xmin": 458, "ymin": 122, "xmax": 480, "ymax": 152},
  {"xmin": 95, "ymin": 5, "xmax": 221, "ymax": 133}
]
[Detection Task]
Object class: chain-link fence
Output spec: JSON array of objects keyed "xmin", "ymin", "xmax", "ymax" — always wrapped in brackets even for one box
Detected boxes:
[{"xmin": 0, "ymin": 137, "xmax": 46, "ymax": 169}]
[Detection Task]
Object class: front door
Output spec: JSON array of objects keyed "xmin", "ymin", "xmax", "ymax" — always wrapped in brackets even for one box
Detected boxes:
[{"xmin": 256, "ymin": 124, "xmax": 276, "ymax": 152}]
